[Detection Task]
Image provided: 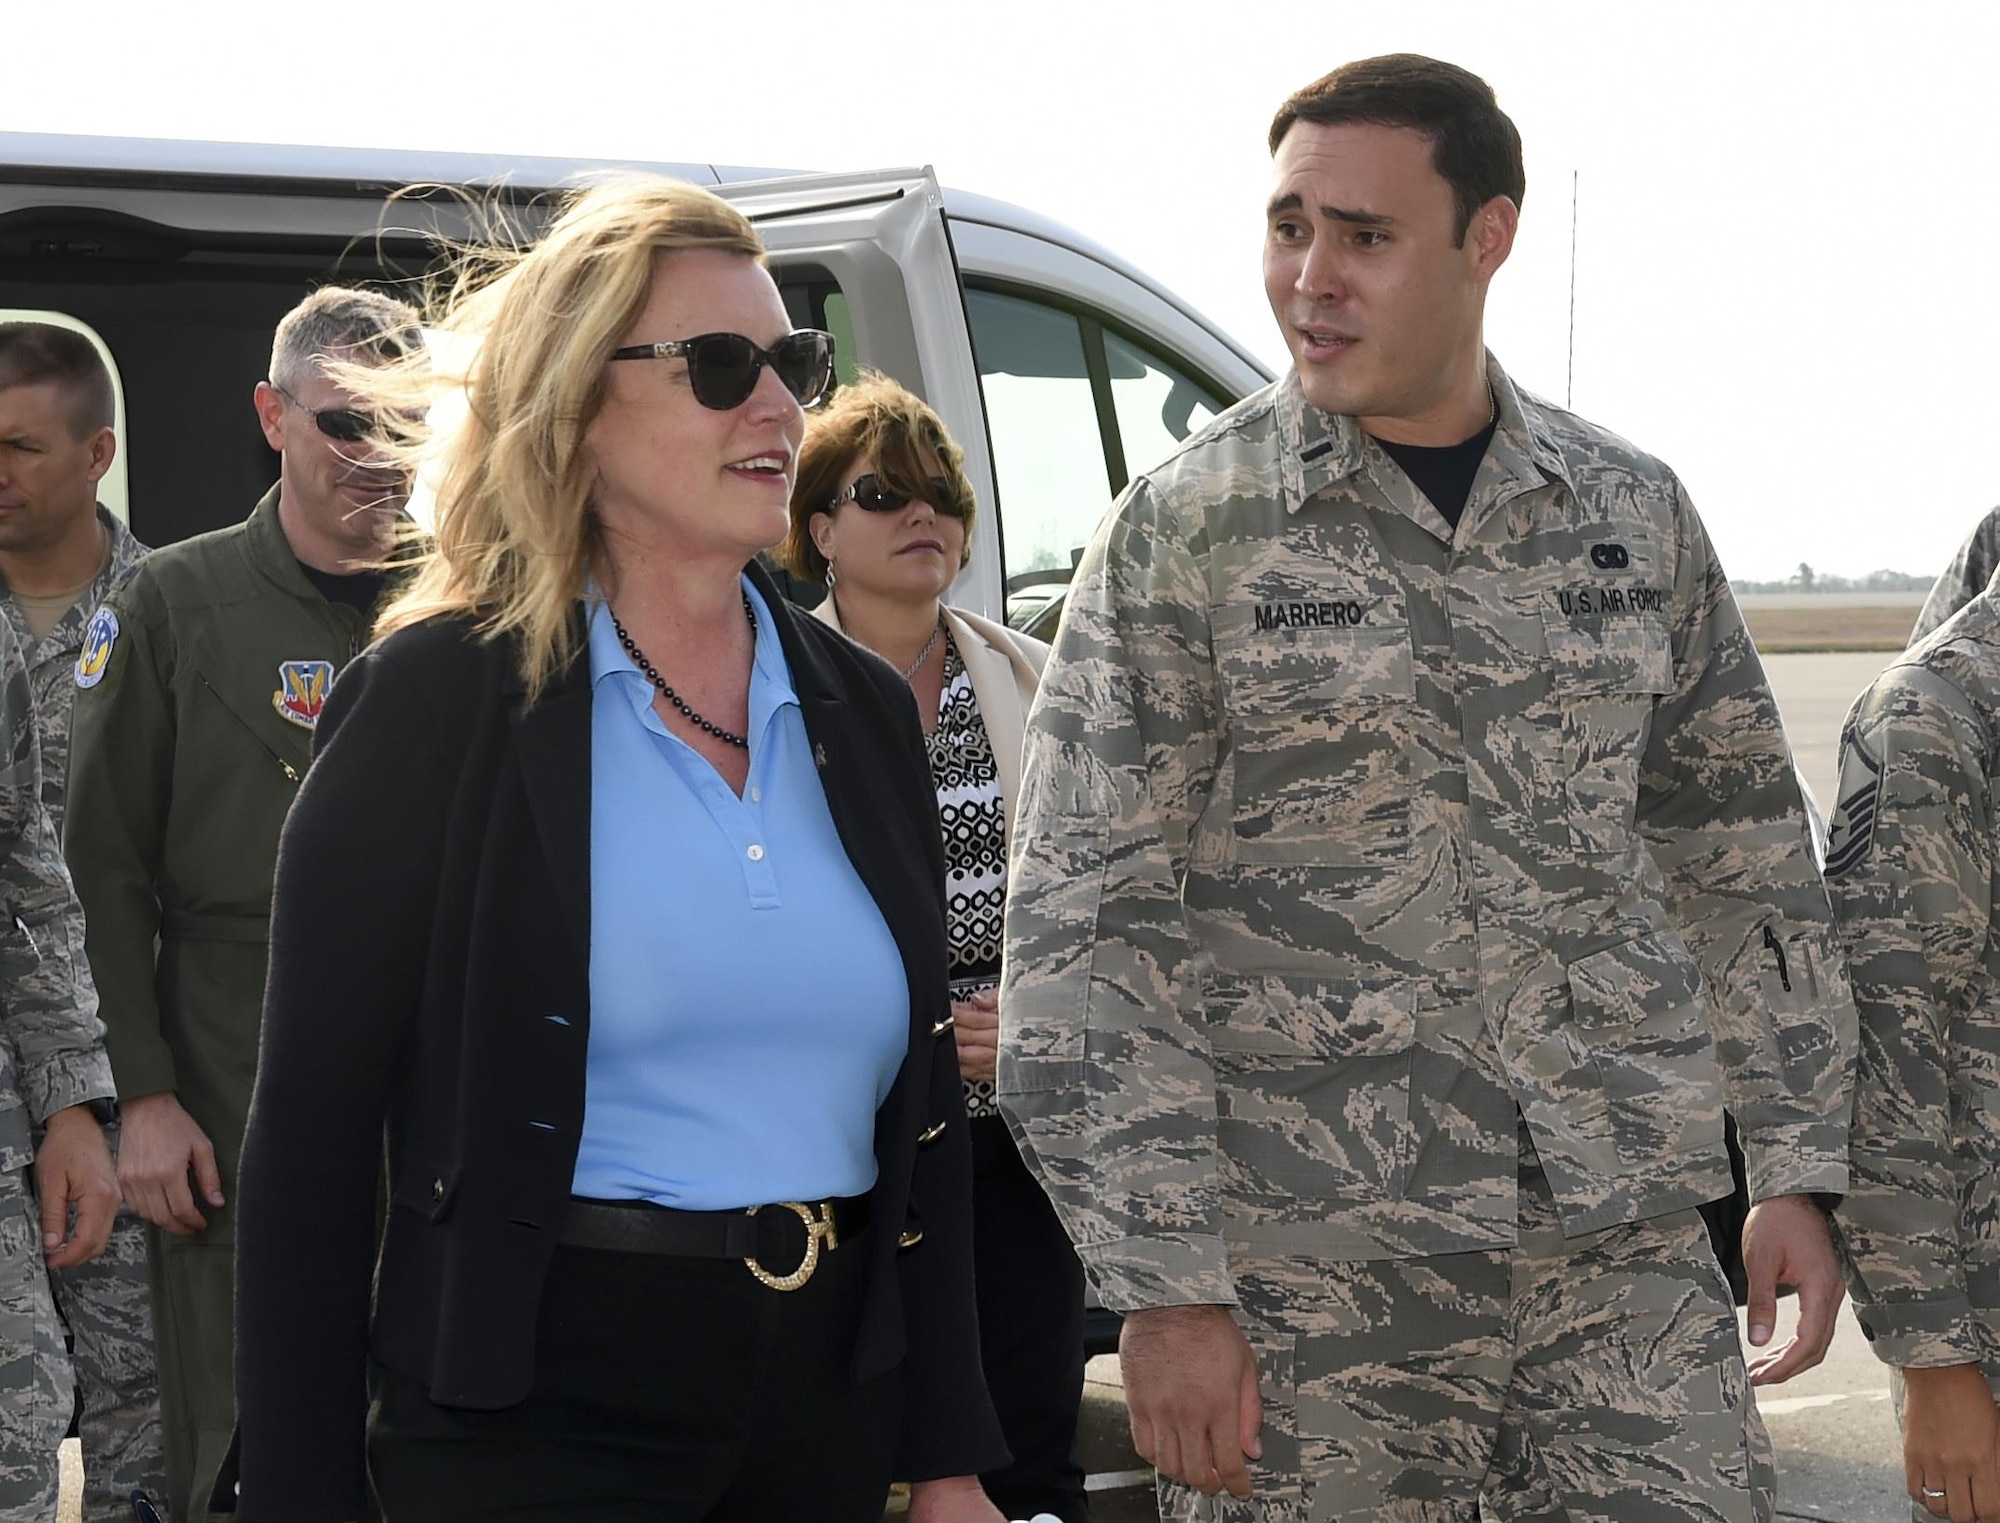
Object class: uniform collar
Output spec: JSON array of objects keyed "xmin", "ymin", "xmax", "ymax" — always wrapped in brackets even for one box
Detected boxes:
[
  {"xmin": 244, "ymin": 483, "xmax": 328, "ymax": 603},
  {"xmin": 244, "ymin": 483, "xmax": 397, "ymax": 612},
  {"xmin": 0, "ymin": 503, "xmax": 151, "ymax": 664},
  {"xmin": 1275, "ymin": 354, "xmax": 1577, "ymax": 538}
]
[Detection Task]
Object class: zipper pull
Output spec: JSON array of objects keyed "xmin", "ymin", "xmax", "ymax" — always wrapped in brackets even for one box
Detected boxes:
[
  {"xmin": 1762, "ymin": 924, "xmax": 1792, "ymax": 993},
  {"xmin": 11, "ymin": 913, "xmax": 40, "ymax": 963}
]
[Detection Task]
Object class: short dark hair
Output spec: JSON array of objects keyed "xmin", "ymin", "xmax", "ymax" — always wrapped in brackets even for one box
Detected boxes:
[
  {"xmin": 0, "ymin": 322, "xmax": 116, "ymax": 436},
  {"xmin": 1269, "ymin": 54, "xmax": 1526, "ymax": 246}
]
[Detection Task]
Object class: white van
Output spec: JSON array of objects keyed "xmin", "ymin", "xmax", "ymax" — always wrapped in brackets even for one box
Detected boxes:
[{"xmin": 0, "ymin": 135, "xmax": 1273, "ymax": 637}]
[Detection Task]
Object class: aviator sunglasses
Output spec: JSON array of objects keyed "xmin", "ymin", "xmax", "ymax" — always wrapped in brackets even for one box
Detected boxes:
[
  {"xmin": 271, "ymin": 384, "xmax": 390, "ymax": 444},
  {"xmin": 832, "ymin": 473, "xmax": 969, "ymax": 519},
  {"xmin": 608, "ymin": 329, "xmax": 836, "ymax": 411}
]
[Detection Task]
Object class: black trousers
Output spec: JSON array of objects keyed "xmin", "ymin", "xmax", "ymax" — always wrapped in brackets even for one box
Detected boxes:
[
  {"xmin": 367, "ymin": 1228, "xmax": 900, "ymax": 1521},
  {"xmin": 971, "ymin": 1116, "xmax": 1090, "ymax": 1523}
]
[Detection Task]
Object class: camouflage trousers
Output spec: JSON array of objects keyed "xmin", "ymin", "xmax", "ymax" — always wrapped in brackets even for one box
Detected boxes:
[
  {"xmin": 0, "ymin": 1166, "xmax": 75, "ymax": 1520},
  {"xmin": 50, "ymin": 1200, "xmax": 166, "ymax": 1521},
  {"xmin": 1159, "ymin": 1154, "xmax": 1775, "ymax": 1522}
]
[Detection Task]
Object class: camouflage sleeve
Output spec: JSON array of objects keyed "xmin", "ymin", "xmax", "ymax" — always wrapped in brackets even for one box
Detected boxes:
[
  {"xmin": 1635, "ymin": 474, "xmax": 1854, "ymax": 1205},
  {"xmin": 1825, "ymin": 666, "xmax": 1990, "ymax": 1367},
  {"xmin": 0, "ymin": 619, "xmax": 113, "ymax": 1124},
  {"xmin": 64, "ymin": 584, "xmax": 177, "ymax": 1100},
  {"xmin": 1911, "ymin": 506, "xmax": 2000, "ymax": 646},
  {"xmin": 999, "ymin": 476, "xmax": 1236, "ymax": 1313}
]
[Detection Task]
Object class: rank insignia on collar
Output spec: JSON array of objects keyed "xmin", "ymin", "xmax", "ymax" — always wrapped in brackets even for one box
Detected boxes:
[
  {"xmin": 273, "ymin": 659, "xmax": 335, "ymax": 729},
  {"xmin": 74, "ymin": 607, "xmax": 119, "ymax": 690}
]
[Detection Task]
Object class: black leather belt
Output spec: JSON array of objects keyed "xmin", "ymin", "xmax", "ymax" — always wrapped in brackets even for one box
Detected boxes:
[{"xmin": 561, "ymin": 1195, "xmax": 869, "ymax": 1291}]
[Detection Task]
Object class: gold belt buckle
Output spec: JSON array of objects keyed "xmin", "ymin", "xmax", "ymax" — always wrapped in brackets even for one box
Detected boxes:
[{"xmin": 744, "ymin": 1200, "xmax": 839, "ymax": 1291}]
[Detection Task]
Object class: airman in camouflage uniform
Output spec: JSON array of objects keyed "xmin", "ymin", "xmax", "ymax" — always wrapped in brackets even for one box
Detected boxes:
[
  {"xmin": 1825, "ymin": 591, "xmax": 2000, "ymax": 1521},
  {"xmin": 0, "ymin": 320, "xmax": 165, "ymax": 1521},
  {"xmin": 0, "ymin": 611, "xmax": 120, "ymax": 1518},
  {"xmin": 1001, "ymin": 55, "xmax": 1854, "ymax": 1522},
  {"xmin": 1910, "ymin": 505, "xmax": 2000, "ymax": 644}
]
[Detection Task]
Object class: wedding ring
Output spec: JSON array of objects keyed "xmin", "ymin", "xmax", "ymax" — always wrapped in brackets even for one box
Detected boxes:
[{"xmin": 1921, "ymin": 1487, "xmax": 1947, "ymax": 1499}]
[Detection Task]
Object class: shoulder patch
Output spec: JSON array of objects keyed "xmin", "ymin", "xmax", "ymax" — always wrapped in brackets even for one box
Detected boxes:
[
  {"xmin": 1823, "ymin": 733, "xmax": 1883, "ymax": 878},
  {"xmin": 273, "ymin": 660, "xmax": 335, "ymax": 730},
  {"xmin": 74, "ymin": 607, "xmax": 119, "ymax": 690}
]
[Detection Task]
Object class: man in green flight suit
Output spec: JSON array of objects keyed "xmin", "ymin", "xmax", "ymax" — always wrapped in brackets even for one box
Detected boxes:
[{"xmin": 64, "ymin": 286, "xmax": 420, "ymax": 1523}]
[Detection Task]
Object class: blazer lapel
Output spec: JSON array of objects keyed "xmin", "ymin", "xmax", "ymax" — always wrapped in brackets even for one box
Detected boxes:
[{"xmin": 511, "ymin": 640, "xmax": 592, "ymax": 966}]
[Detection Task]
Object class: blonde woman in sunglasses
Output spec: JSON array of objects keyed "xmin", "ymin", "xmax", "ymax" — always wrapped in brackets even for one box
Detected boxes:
[
  {"xmin": 232, "ymin": 181, "xmax": 1006, "ymax": 1522},
  {"xmin": 780, "ymin": 374, "xmax": 1090, "ymax": 1523}
]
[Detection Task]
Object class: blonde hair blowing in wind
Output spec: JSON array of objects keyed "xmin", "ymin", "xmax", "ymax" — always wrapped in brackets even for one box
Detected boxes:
[{"xmin": 367, "ymin": 176, "xmax": 765, "ymax": 701}]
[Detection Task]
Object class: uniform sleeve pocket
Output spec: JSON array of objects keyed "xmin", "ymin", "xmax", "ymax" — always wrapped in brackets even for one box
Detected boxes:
[
  {"xmin": 1755, "ymin": 923, "xmax": 1847, "ymax": 1096},
  {"xmin": 1000, "ymin": 807, "xmax": 1106, "ymax": 1084}
]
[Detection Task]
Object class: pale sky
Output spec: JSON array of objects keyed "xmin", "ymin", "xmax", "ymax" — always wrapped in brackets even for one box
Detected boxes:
[{"xmin": 12, "ymin": 0, "xmax": 1996, "ymax": 582}]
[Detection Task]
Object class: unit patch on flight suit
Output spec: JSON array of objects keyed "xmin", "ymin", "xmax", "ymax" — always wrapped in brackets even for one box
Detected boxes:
[
  {"xmin": 74, "ymin": 608, "xmax": 119, "ymax": 690},
  {"xmin": 272, "ymin": 660, "xmax": 335, "ymax": 729}
]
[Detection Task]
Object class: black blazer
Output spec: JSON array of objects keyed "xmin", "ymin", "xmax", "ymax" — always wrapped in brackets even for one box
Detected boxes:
[{"xmin": 234, "ymin": 563, "xmax": 1006, "ymax": 1521}]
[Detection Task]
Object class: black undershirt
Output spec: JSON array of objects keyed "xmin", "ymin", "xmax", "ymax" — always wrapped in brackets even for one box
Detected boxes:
[
  {"xmin": 296, "ymin": 561, "xmax": 385, "ymax": 613},
  {"xmin": 1372, "ymin": 414, "xmax": 1499, "ymax": 531}
]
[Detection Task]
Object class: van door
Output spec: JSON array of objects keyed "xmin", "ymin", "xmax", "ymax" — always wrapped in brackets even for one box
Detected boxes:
[{"xmin": 721, "ymin": 169, "xmax": 1003, "ymax": 620}]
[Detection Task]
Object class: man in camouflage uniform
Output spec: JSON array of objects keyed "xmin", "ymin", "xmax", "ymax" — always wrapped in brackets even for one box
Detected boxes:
[
  {"xmin": 1910, "ymin": 505, "xmax": 2000, "ymax": 644},
  {"xmin": 1000, "ymin": 56, "xmax": 1855, "ymax": 1521},
  {"xmin": 65, "ymin": 287, "xmax": 417, "ymax": 1523},
  {"xmin": 0, "ymin": 322, "xmax": 163, "ymax": 1520},
  {"xmin": 1825, "ymin": 592, "xmax": 2000, "ymax": 1522},
  {"xmin": 0, "ymin": 606, "xmax": 121, "ymax": 1517}
]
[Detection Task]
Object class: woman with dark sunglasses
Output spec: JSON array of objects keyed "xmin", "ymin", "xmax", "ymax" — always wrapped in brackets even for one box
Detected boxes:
[
  {"xmin": 231, "ymin": 180, "xmax": 1006, "ymax": 1521},
  {"xmin": 779, "ymin": 374, "xmax": 1091, "ymax": 1523}
]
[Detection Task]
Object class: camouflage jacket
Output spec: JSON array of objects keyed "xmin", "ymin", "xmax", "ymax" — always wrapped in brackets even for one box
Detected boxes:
[
  {"xmin": 1826, "ymin": 592, "xmax": 2000, "ymax": 1367},
  {"xmin": 0, "ymin": 504, "xmax": 149, "ymax": 826},
  {"xmin": 1000, "ymin": 361, "xmax": 1854, "ymax": 1312},
  {"xmin": 1911, "ymin": 505, "xmax": 2000, "ymax": 645},
  {"xmin": 0, "ymin": 613, "xmax": 115, "ymax": 1172}
]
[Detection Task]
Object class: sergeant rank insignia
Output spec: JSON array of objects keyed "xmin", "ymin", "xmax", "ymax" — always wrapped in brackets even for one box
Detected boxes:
[
  {"xmin": 273, "ymin": 659, "xmax": 335, "ymax": 730},
  {"xmin": 74, "ymin": 607, "xmax": 119, "ymax": 690}
]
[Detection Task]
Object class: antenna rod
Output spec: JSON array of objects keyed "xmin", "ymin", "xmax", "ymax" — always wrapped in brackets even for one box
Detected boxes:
[{"xmin": 1566, "ymin": 169, "xmax": 1579, "ymax": 410}]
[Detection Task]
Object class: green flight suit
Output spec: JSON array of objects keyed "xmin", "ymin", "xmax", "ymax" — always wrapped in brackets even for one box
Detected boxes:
[{"xmin": 65, "ymin": 486, "xmax": 378, "ymax": 1523}]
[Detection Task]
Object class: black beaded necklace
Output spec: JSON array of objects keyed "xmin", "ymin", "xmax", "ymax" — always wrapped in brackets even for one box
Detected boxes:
[{"xmin": 609, "ymin": 595, "xmax": 756, "ymax": 750}]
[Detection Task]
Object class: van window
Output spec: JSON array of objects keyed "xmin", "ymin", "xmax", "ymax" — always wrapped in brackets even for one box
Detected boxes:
[
  {"xmin": 0, "ymin": 310, "xmax": 129, "ymax": 524},
  {"xmin": 965, "ymin": 286, "xmax": 1227, "ymax": 625},
  {"xmin": 963, "ymin": 290, "xmax": 1111, "ymax": 586},
  {"xmin": 1105, "ymin": 329, "xmax": 1222, "ymax": 489}
]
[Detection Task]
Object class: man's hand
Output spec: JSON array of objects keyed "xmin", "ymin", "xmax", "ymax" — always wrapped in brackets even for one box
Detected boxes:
[
  {"xmin": 1901, "ymin": 1362, "xmax": 2000, "ymax": 1522},
  {"xmin": 118, "ymin": 1092, "xmax": 223, "ymax": 1236},
  {"xmin": 952, "ymin": 988, "xmax": 999, "ymax": 1087},
  {"xmin": 905, "ymin": 1475, "xmax": 1004, "ymax": 1523},
  {"xmin": 1742, "ymin": 1192, "xmax": 1844, "ymax": 1384},
  {"xmin": 33, "ymin": 1105, "xmax": 118, "ymax": 1268},
  {"xmin": 1121, "ymin": 1303, "xmax": 1262, "ymax": 1499}
]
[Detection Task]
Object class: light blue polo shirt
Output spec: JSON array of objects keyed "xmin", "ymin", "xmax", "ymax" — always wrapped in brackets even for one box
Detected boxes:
[{"xmin": 571, "ymin": 581, "xmax": 910, "ymax": 1209}]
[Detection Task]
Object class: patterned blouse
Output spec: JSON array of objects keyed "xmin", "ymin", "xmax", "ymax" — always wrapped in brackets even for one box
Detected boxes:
[{"xmin": 926, "ymin": 633, "xmax": 1010, "ymax": 1119}]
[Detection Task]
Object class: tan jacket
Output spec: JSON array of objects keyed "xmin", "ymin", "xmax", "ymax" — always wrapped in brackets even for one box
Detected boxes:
[{"xmin": 811, "ymin": 597, "xmax": 1047, "ymax": 842}]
